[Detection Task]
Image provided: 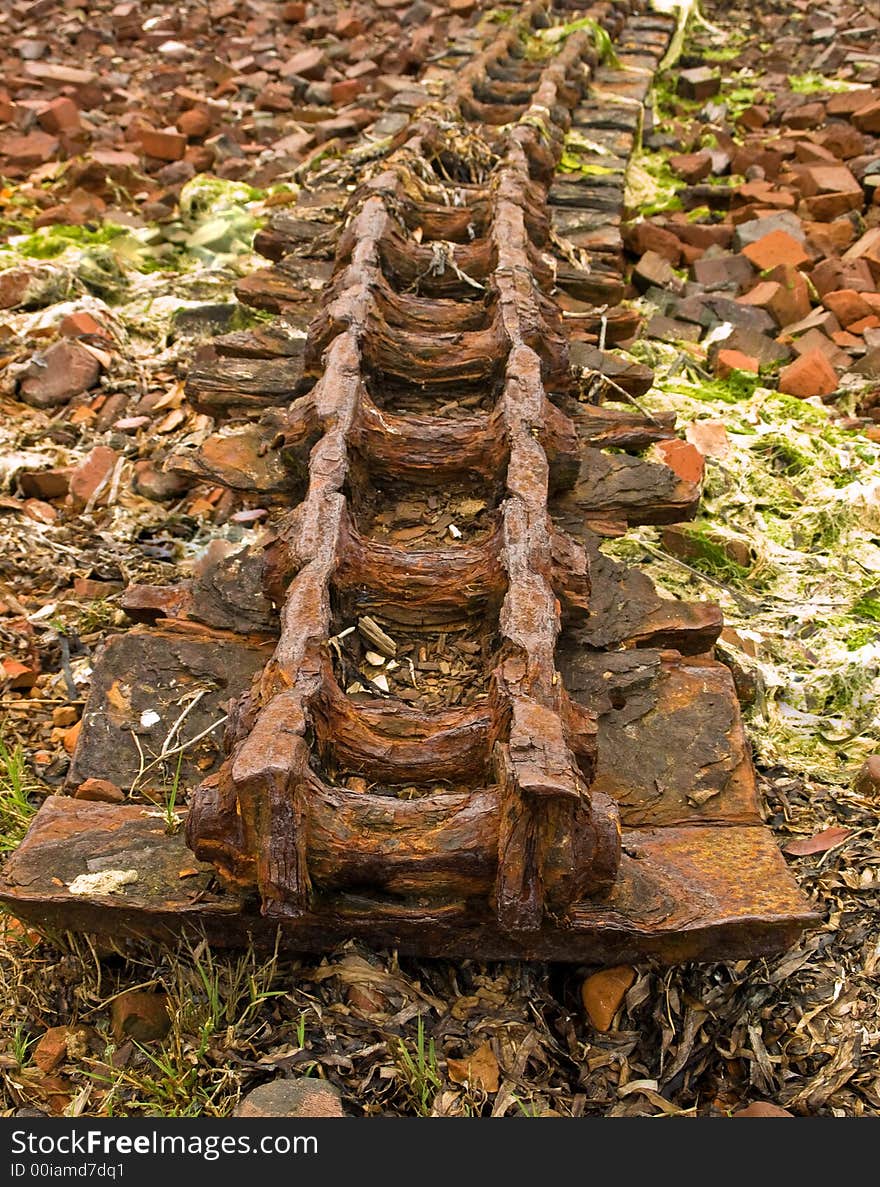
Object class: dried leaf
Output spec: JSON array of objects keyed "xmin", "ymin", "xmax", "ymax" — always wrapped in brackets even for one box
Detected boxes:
[
  {"xmin": 783, "ymin": 826, "xmax": 853, "ymax": 856},
  {"xmin": 447, "ymin": 1041, "xmax": 499, "ymax": 1093}
]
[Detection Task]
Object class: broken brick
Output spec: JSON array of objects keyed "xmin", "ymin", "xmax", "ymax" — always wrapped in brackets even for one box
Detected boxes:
[
  {"xmin": 741, "ymin": 229, "xmax": 810, "ymax": 272},
  {"xmin": 18, "ymin": 340, "xmax": 100, "ymax": 408},
  {"xmin": 68, "ymin": 446, "xmax": 120, "ymax": 509},
  {"xmin": 110, "ymin": 992, "xmax": 171, "ymax": 1043},
  {"xmin": 139, "ymin": 126, "xmax": 187, "ymax": 161},
  {"xmin": 677, "ymin": 67, "xmax": 720, "ymax": 102},
  {"xmin": 852, "ymin": 101, "xmax": 880, "ymax": 135},
  {"xmin": 73, "ymin": 778, "xmax": 126, "ymax": 804},
  {"xmin": 823, "ymin": 289, "xmax": 874, "ymax": 328},
  {"xmin": 716, "ymin": 349, "xmax": 760, "ymax": 378},
  {"xmin": 668, "ymin": 151, "xmax": 712, "ymax": 184},
  {"xmin": 778, "ymin": 348, "xmax": 839, "ymax": 398},
  {"xmin": 36, "ymin": 97, "xmax": 81, "ymax": 134}
]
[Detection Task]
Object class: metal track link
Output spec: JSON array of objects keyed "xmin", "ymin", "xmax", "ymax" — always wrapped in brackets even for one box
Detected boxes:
[{"xmin": 0, "ymin": 1, "xmax": 817, "ymax": 963}]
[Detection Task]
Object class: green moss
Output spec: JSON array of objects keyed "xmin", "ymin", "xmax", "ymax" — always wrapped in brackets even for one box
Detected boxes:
[
  {"xmin": 533, "ymin": 16, "xmax": 619, "ymax": 66},
  {"xmin": 605, "ymin": 341, "xmax": 880, "ymax": 782},
  {"xmin": 10, "ymin": 222, "xmax": 131, "ymax": 260},
  {"xmin": 624, "ymin": 150, "xmax": 685, "ymax": 216},
  {"xmin": 845, "ymin": 626, "xmax": 878, "ymax": 651},
  {"xmin": 664, "ymin": 523, "xmax": 751, "ymax": 581},
  {"xmin": 558, "ymin": 151, "xmax": 616, "ymax": 176},
  {"xmin": 789, "ymin": 72, "xmax": 870, "ymax": 95},
  {"xmin": 853, "ymin": 596, "xmax": 880, "ymax": 622}
]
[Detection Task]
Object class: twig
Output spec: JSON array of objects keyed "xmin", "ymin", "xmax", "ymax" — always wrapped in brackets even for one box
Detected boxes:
[
  {"xmin": 587, "ymin": 369, "xmax": 662, "ymax": 425},
  {"xmin": 130, "ymin": 714, "xmax": 229, "ymax": 792},
  {"xmin": 638, "ymin": 540, "xmax": 759, "ymax": 612},
  {"xmin": 161, "ymin": 689, "xmax": 207, "ymax": 754},
  {"xmin": 57, "ymin": 634, "xmax": 79, "ymax": 701}
]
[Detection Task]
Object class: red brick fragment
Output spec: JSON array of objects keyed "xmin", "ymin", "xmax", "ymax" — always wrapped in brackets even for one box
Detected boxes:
[
  {"xmin": 68, "ymin": 446, "xmax": 120, "ymax": 509},
  {"xmin": 653, "ymin": 439, "xmax": 704, "ymax": 485},
  {"xmin": 823, "ymin": 290, "xmax": 874, "ymax": 328},
  {"xmin": 853, "ymin": 101, "xmax": 880, "ymax": 134},
  {"xmin": 59, "ymin": 311, "xmax": 104, "ymax": 338},
  {"xmin": 37, "ymin": 97, "xmax": 81, "ymax": 134},
  {"xmin": 716, "ymin": 349, "xmax": 759, "ymax": 378},
  {"xmin": 19, "ymin": 340, "xmax": 100, "ymax": 408},
  {"xmin": 778, "ymin": 349, "xmax": 838, "ymax": 398},
  {"xmin": 74, "ymin": 778, "xmax": 125, "ymax": 804},
  {"xmin": 741, "ymin": 229, "xmax": 810, "ymax": 272},
  {"xmin": 139, "ymin": 126, "xmax": 187, "ymax": 161},
  {"xmin": 668, "ymin": 151, "xmax": 712, "ymax": 183}
]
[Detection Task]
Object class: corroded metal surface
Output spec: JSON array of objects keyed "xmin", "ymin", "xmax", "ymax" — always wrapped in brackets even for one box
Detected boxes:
[{"xmin": 0, "ymin": 0, "xmax": 817, "ymax": 961}]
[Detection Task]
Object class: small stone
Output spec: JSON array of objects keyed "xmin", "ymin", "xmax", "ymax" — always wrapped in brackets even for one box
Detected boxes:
[
  {"xmin": 256, "ymin": 85, "xmax": 294, "ymax": 113},
  {"xmin": 784, "ymin": 101, "xmax": 826, "ymax": 131},
  {"xmin": 677, "ymin": 67, "xmax": 720, "ymax": 102},
  {"xmin": 23, "ymin": 498, "xmax": 57, "ymax": 524},
  {"xmin": 818, "ymin": 123, "xmax": 866, "ymax": 161},
  {"xmin": 710, "ymin": 325, "xmax": 791, "ymax": 368},
  {"xmin": 73, "ymin": 778, "xmax": 125, "ymax": 804},
  {"xmin": 826, "ymin": 89, "xmax": 880, "ymax": 118},
  {"xmin": 624, "ymin": 220, "xmax": 682, "ymax": 265},
  {"xmin": 235, "ymin": 1078, "xmax": 346, "ymax": 1118},
  {"xmin": 791, "ymin": 329, "xmax": 849, "ymax": 370},
  {"xmin": 853, "ymin": 100, "xmax": 880, "ymax": 134},
  {"xmin": 19, "ymin": 468, "xmax": 72, "ymax": 500},
  {"xmin": 110, "ymin": 992, "xmax": 171, "ymax": 1043},
  {"xmin": 668, "ymin": 151, "xmax": 712, "ymax": 183},
  {"xmin": 853, "ymin": 754, "xmax": 880, "ymax": 797},
  {"xmin": 1, "ymin": 660, "xmax": 39, "ymax": 688},
  {"xmin": 281, "ymin": 48, "xmax": 327, "ymax": 81},
  {"xmin": 177, "ymin": 108, "xmax": 212, "ymax": 139},
  {"xmin": 738, "ymin": 273, "xmax": 810, "ymax": 329},
  {"xmin": 778, "ymin": 349, "xmax": 838, "ymax": 399},
  {"xmin": 335, "ymin": 10, "xmax": 364, "ymax": 37},
  {"xmin": 52, "ymin": 706, "xmax": 79, "ymax": 727},
  {"xmin": 794, "ymin": 164, "xmax": 862, "ymax": 199},
  {"xmin": 733, "ymin": 1102, "xmax": 794, "ymax": 1118},
  {"xmin": 59, "ymin": 311, "xmax": 104, "ymax": 338},
  {"xmin": 18, "ymin": 340, "xmax": 99, "ymax": 408},
  {"xmin": 0, "ymin": 130, "xmax": 59, "ymax": 166},
  {"xmin": 133, "ymin": 459, "xmax": 191, "ymax": 502},
  {"xmin": 733, "ymin": 212, "xmax": 806, "ymax": 249},
  {"xmin": 690, "ymin": 253, "xmax": 755, "ymax": 292},
  {"xmin": 60, "ymin": 721, "xmax": 81, "ymax": 755},
  {"xmin": 653, "ymin": 438, "xmax": 705, "ymax": 485},
  {"xmin": 73, "ymin": 577, "xmax": 122, "ymax": 598},
  {"xmin": 330, "ymin": 79, "xmax": 364, "ymax": 107},
  {"xmin": 580, "ymin": 966, "xmax": 636, "ymax": 1031},
  {"xmin": 0, "ymin": 267, "xmax": 52, "ymax": 310}
]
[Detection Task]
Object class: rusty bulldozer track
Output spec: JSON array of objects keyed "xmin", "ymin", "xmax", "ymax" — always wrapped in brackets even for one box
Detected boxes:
[{"xmin": 0, "ymin": 1, "xmax": 816, "ymax": 961}]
